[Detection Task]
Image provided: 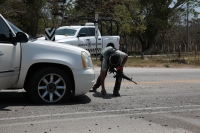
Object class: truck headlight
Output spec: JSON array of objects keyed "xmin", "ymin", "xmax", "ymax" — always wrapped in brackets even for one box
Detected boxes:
[{"xmin": 81, "ymin": 51, "xmax": 93, "ymax": 69}]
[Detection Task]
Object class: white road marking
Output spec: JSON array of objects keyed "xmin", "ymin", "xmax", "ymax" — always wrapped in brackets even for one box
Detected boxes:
[
  {"xmin": 1, "ymin": 108, "xmax": 200, "ymax": 127},
  {"xmin": 0, "ymin": 104, "xmax": 200, "ymax": 121}
]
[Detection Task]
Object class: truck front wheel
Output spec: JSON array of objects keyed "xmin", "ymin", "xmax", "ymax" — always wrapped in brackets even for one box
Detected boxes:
[{"xmin": 27, "ymin": 67, "xmax": 72, "ymax": 104}]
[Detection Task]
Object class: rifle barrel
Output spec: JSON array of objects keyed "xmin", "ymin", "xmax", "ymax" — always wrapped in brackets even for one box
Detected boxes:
[
  {"xmin": 123, "ymin": 74, "xmax": 137, "ymax": 84},
  {"xmin": 110, "ymin": 69, "xmax": 137, "ymax": 84}
]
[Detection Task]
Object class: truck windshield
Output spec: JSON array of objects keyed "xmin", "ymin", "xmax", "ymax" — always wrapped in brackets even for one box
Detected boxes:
[{"xmin": 55, "ymin": 28, "xmax": 76, "ymax": 36}]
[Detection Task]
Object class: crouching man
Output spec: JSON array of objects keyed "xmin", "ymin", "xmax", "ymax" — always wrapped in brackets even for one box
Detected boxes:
[{"xmin": 90, "ymin": 45, "xmax": 128, "ymax": 96}]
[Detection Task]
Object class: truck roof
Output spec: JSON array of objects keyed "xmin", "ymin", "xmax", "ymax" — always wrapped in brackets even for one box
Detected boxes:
[{"xmin": 57, "ymin": 25, "xmax": 95, "ymax": 30}]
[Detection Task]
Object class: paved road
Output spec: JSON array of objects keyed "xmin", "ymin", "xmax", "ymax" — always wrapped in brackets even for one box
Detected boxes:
[{"xmin": 0, "ymin": 67, "xmax": 200, "ymax": 133}]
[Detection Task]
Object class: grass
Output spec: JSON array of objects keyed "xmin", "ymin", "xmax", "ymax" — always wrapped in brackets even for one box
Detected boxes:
[{"xmin": 92, "ymin": 53, "xmax": 200, "ymax": 68}]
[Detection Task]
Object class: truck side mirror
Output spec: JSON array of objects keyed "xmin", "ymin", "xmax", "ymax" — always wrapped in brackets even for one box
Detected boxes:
[{"xmin": 16, "ymin": 32, "xmax": 29, "ymax": 43}]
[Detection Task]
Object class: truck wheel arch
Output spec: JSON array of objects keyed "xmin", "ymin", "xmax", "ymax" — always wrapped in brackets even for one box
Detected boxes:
[{"xmin": 24, "ymin": 63, "xmax": 75, "ymax": 94}]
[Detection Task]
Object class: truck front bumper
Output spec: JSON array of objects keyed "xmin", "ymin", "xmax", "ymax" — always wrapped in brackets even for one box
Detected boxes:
[{"xmin": 72, "ymin": 68, "xmax": 95, "ymax": 96}]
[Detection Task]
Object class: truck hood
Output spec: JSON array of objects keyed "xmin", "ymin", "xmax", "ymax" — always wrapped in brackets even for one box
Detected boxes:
[
  {"xmin": 38, "ymin": 35, "xmax": 74, "ymax": 41},
  {"xmin": 26, "ymin": 38, "xmax": 90, "ymax": 55},
  {"xmin": 20, "ymin": 38, "xmax": 94, "ymax": 74}
]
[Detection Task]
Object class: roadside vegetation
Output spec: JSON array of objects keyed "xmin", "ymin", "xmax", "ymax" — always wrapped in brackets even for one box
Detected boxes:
[
  {"xmin": 0, "ymin": 0, "xmax": 200, "ymax": 55},
  {"xmin": 92, "ymin": 52, "xmax": 200, "ymax": 68}
]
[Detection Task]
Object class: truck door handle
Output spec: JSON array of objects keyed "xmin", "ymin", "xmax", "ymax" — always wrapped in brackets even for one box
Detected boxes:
[
  {"xmin": 98, "ymin": 38, "xmax": 101, "ymax": 40},
  {"xmin": 0, "ymin": 51, "xmax": 4, "ymax": 56}
]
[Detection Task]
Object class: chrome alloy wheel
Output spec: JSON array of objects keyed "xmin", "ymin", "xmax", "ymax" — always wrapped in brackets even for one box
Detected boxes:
[{"xmin": 38, "ymin": 73, "xmax": 66, "ymax": 103}]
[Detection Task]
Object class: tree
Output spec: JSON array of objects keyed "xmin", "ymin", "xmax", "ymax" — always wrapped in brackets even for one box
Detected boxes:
[
  {"xmin": 61, "ymin": 0, "xmax": 78, "ymax": 25},
  {"xmin": 75, "ymin": 0, "xmax": 97, "ymax": 17},
  {"xmin": 0, "ymin": 0, "xmax": 46, "ymax": 37},
  {"xmin": 136, "ymin": 0, "xmax": 200, "ymax": 53},
  {"xmin": 21, "ymin": 0, "xmax": 47, "ymax": 37},
  {"xmin": 113, "ymin": 0, "xmax": 144, "ymax": 53},
  {"xmin": 0, "ymin": 0, "xmax": 26, "ymax": 18}
]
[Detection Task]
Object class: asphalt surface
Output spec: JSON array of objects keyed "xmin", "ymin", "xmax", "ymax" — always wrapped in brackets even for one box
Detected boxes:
[{"xmin": 0, "ymin": 67, "xmax": 200, "ymax": 133}]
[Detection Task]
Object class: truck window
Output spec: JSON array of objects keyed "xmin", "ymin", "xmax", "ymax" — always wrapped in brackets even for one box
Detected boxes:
[
  {"xmin": 7, "ymin": 20, "xmax": 23, "ymax": 33},
  {"xmin": 0, "ymin": 18, "xmax": 12, "ymax": 43},
  {"xmin": 55, "ymin": 28, "xmax": 76, "ymax": 36},
  {"xmin": 78, "ymin": 28, "xmax": 89, "ymax": 36},
  {"xmin": 88, "ymin": 28, "xmax": 95, "ymax": 36}
]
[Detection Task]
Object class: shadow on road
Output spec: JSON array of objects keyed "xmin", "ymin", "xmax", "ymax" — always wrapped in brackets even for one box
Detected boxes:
[
  {"xmin": 92, "ymin": 91, "xmax": 120, "ymax": 99},
  {"xmin": 0, "ymin": 91, "xmax": 91, "ymax": 111}
]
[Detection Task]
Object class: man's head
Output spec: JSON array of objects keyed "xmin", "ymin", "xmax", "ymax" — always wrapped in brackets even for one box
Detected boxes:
[
  {"xmin": 107, "ymin": 44, "xmax": 115, "ymax": 48},
  {"xmin": 108, "ymin": 54, "xmax": 120, "ymax": 68}
]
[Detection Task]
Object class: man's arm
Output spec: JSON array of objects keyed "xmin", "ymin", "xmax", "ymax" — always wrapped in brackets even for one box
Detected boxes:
[
  {"xmin": 121, "ymin": 54, "xmax": 128, "ymax": 66},
  {"xmin": 117, "ymin": 54, "xmax": 128, "ymax": 72}
]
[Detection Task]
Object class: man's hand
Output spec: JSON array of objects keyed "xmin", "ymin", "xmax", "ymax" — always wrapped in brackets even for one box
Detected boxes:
[
  {"xmin": 116, "ymin": 65, "xmax": 123, "ymax": 71},
  {"xmin": 108, "ymin": 67, "xmax": 115, "ymax": 74}
]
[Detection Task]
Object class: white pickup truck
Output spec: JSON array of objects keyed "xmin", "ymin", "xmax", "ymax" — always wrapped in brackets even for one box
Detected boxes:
[
  {"xmin": 39, "ymin": 23, "xmax": 120, "ymax": 54},
  {"xmin": 0, "ymin": 14, "xmax": 95, "ymax": 104}
]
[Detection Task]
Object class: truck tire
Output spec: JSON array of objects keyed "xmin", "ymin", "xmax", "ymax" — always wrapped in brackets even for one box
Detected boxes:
[{"xmin": 27, "ymin": 67, "xmax": 72, "ymax": 104}]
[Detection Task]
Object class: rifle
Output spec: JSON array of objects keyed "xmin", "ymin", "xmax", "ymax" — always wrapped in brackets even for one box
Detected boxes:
[{"xmin": 109, "ymin": 68, "xmax": 137, "ymax": 84}]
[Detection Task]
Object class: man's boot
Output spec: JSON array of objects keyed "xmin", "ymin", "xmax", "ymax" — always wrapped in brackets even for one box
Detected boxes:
[
  {"xmin": 90, "ymin": 84, "xmax": 98, "ymax": 92},
  {"xmin": 113, "ymin": 71, "xmax": 122, "ymax": 96},
  {"xmin": 90, "ymin": 75, "xmax": 101, "ymax": 92}
]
